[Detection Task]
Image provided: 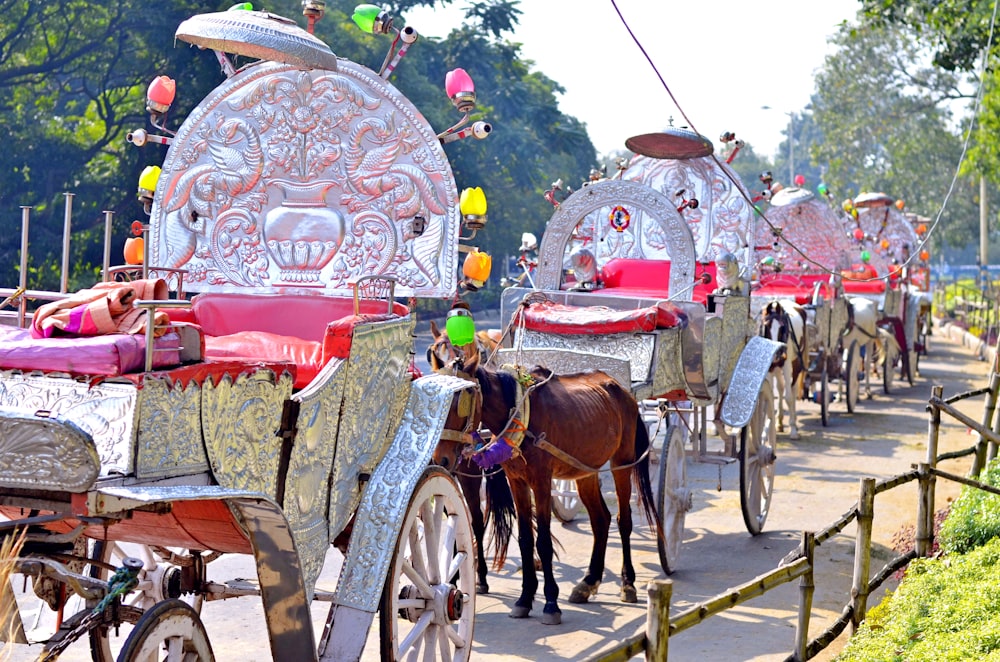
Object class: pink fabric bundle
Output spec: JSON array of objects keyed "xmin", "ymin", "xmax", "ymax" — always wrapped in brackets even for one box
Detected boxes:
[{"xmin": 31, "ymin": 279, "xmax": 170, "ymax": 339}]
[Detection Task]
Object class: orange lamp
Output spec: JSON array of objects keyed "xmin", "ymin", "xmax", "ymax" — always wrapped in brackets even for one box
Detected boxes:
[
  {"xmin": 920, "ymin": 249, "xmax": 930, "ymax": 261},
  {"xmin": 462, "ymin": 249, "xmax": 492, "ymax": 289},
  {"xmin": 124, "ymin": 236, "xmax": 144, "ymax": 265}
]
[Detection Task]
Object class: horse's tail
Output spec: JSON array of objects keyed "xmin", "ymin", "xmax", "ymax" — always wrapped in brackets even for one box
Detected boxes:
[
  {"xmin": 632, "ymin": 413, "xmax": 663, "ymax": 541},
  {"xmin": 483, "ymin": 467, "xmax": 516, "ymax": 571}
]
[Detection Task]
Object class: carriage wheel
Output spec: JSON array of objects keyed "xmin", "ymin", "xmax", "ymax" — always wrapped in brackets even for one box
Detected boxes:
[
  {"xmin": 90, "ymin": 542, "xmax": 211, "ymax": 662},
  {"xmin": 380, "ymin": 466, "xmax": 476, "ymax": 662},
  {"xmin": 819, "ymin": 356, "xmax": 829, "ymax": 427},
  {"xmin": 739, "ymin": 380, "xmax": 776, "ymax": 535},
  {"xmin": 117, "ymin": 599, "xmax": 214, "ymax": 661},
  {"xmin": 845, "ymin": 341, "xmax": 859, "ymax": 414},
  {"xmin": 902, "ymin": 347, "xmax": 915, "ymax": 386},
  {"xmin": 552, "ymin": 479, "xmax": 581, "ymax": 523},
  {"xmin": 656, "ymin": 425, "xmax": 689, "ymax": 574}
]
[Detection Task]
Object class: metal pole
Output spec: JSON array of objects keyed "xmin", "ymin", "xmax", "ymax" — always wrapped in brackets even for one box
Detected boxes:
[
  {"xmin": 61, "ymin": 192, "xmax": 74, "ymax": 293},
  {"xmin": 102, "ymin": 210, "xmax": 114, "ymax": 282},
  {"xmin": 788, "ymin": 112, "xmax": 794, "ymax": 186},
  {"xmin": 981, "ymin": 175, "xmax": 989, "ymax": 292},
  {"xmin": 19, "ymin": 207, "xmax": 30, "ymax": 328}
]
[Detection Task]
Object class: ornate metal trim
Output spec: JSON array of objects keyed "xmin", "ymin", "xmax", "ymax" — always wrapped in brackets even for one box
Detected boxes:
[
  {"xmin": 333, "ymin": 373, "xmax": 473, "ymax": 612},
  {"xmin": 719, "ymin": 336, "xmax": 784, "ymax": 428},
  {"xmin": 0, "ymin": 373, "xmax": 137, "ymax": 476},
  {"xmin": 135, "ymin": 377, "xmax": 209, "ymax": 479},
  {"xmin": 0, "ymin": 408, "xmax": 99, "ymax": 492}
]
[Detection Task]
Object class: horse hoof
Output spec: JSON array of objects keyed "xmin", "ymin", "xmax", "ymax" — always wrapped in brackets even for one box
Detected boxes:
[
  {"xmin": 509, "ymin": 605, "xmax": 531, "ymax": 619},
  {"xmin": 789, "ymin": 430, "xmax": 801, "ymax": 441},
  {"xmin": 621, "ymin": 585, "xmax": 638, "ymax": 603},
  {"xmin": 477, "ymin": 583, "xmax": 489, "ymax": 595},
  {"xmin": 541, "ymin": 611, "xmax": 562, "ymax": 625},
  {"xmin": 568, "ymin": 580, "xmax": 600, "ymax": 604}
]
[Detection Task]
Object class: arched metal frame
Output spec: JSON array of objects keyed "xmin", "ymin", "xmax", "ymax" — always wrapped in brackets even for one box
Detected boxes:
[{"xmin": 534, "ymin": 180, "xmax": 696, "ymax": 299}]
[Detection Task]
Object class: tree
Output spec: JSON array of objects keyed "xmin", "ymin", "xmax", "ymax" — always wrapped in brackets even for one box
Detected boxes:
[{"xmin": 810, "ymin": 19, "xmax": 980, "ymax": 247}]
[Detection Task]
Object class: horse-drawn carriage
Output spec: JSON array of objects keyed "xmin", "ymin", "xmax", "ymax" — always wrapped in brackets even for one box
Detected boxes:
[
  {"xmin": 493, "ymin": 129, "xmax": 783, "ymax": 574},
  {"xmin": 845, "ymin": 192, "xmax": 928, "ymax": 385},
  {"xmin": 0, "ymin": 7, "xmax": 487, "ymax": 661},
  {"xmin": 752, "ymin": 185, "xmax": 862, "ymax": 428}
]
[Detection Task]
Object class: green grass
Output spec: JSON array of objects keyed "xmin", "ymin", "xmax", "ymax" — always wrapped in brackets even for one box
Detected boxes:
[{"xmin": 835, "ymin": 538, "xmax": 1000, "ymax": 661}]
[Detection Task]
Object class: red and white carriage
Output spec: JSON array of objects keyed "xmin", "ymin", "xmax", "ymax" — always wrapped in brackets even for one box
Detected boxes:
[{"xmin": 0, "ymin": 7, "xmax": 488, "ymax": 661}]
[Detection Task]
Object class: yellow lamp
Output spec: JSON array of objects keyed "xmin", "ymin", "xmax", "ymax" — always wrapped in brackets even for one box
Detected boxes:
[
  {"xmin": 462, "ymin": 249, "xmax": 492, "ymax": 290},
  {"xmin": 460, "ymin": 187, "xmax": 488, "ymax": 230},
  {"xmin": 137, "ymin": 165, "xmax": 161, "ymax": 214}
]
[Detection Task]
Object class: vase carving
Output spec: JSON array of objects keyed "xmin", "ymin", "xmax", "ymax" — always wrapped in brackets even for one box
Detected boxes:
[{"xmin": 264, "ymin": 179, "xmax": 345, "ymax": 284}]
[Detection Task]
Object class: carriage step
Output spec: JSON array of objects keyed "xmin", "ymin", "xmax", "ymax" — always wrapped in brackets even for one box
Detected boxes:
[{"xmin": 694, "ymin": 455, "xmax": 737, "ymax": 466}]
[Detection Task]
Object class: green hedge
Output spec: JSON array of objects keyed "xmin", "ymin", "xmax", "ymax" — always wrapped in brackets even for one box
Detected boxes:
[
  {"xmin": 939, "ymin": 458, "xmax": 1000, "ymax": 555},
  {"xmin": 835, "ymin": 537, "xmax": 1000, "ymax": 661}
]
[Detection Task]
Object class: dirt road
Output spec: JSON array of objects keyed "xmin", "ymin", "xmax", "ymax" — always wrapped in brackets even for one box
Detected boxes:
[{"xmin": 7, "ymin": 330, "xmax": 989, "ymax": 661}]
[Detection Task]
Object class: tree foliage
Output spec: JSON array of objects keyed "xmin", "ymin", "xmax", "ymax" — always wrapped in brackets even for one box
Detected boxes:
[{"xmin": 810, "ymin": 19, "xmax": 981, "ymax": 247}]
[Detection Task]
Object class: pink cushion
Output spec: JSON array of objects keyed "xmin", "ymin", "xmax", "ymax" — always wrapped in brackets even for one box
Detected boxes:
[
  {"xmin": 599, "ymin": 258, "xmax": 716, "ymax": 304},
  {"xmin": 520, "ymin": 300, "xmax": 687, "ymax": 335},
  {"xmin": 204, "ymin": 332, "xmax": 320, "ymax": 388},
  {"xmin": 0, "ymin": 326, "xmax": 181, "ymax": 376},
  {"xmin": 842, "ymin": 279, "xmax": 887, "ymax": 294}
]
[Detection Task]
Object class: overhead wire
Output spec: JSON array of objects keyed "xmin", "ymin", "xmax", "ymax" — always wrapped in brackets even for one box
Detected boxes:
[{"xmin": 609, "ymin": 0, "xmax": 999, "ymax": 285}]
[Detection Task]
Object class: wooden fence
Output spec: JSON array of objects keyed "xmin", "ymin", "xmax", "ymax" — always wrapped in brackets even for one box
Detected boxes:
[{"xmin": 588, "ymin": 374, "xmax": 1000, "ymax": 662}]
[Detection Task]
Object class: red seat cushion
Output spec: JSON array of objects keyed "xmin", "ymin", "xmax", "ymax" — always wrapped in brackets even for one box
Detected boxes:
[
  {"xmin": 520, "ymin": 300, "xmax": 687, "ymax": 335},
  {"xmin": 204, "ymin": 332, "xmax": 319, "ymax": 388},
  {"xmin": 599, "ymin": 258, "xmax": 716, "ymax": 304}
]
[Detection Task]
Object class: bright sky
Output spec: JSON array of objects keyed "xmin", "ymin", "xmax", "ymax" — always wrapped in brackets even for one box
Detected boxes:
[{"xmin": 405, "ymin": 0, "xmax": 862, "ymax": 159}]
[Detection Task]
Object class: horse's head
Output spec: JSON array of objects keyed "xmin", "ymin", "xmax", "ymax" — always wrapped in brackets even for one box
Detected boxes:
[
  {"xmin": 428, "ymin": 320, "xmax": 484, "ymax": 472},
  {"xmin": 427, "ymin": 320, "xmax": 481, "ymax": 377},
  {"xmin": 760, "ymin": 301, "xmax": 789, "ymax": 344}
]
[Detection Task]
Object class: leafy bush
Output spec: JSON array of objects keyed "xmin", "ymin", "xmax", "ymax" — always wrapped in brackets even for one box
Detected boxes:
[
  {"xmin": 835, "ymin": 537, "xmax": 1000, "ymax": 661},
  {"xmin": 939, "ymin": 458, "xmax": 1000, "ymax": 555}
]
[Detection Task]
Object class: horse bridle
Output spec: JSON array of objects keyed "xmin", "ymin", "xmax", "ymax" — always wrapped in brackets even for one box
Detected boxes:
[{"xmin": 428, "ymin": 335, "xmax": 483, "ymax": 449}]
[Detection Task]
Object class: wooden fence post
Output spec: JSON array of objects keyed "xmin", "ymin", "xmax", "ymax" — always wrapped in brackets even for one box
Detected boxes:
[
  {"xmin": 793, "ymin": 531, "xmax": 815, "ymax": 662},
  {"xmin": 916, "ymin": 462, "xmax": 935, "ymax": 558},
  {"xmin": 850, "ymin": 478, "xmax": 875, "ymax": 635},
  {"xmin": 646, "ymin": 580, "xmax": 671, "ymax": 662},
  {"xmin": 974, "ymin": 374, "xmax": 999, "ymax": 476}
]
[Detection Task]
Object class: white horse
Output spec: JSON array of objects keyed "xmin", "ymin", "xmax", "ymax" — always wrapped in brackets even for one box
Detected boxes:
[
  {"xmin": 760, "ymin": 299, "xmax": 808, "ymax": 440},
  {"xmin": 842, "ymin": 297, "xmax": 886, "ymax": 400}
]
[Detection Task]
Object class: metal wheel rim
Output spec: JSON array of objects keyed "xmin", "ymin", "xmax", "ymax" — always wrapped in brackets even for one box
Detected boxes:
[
  {"xmin": 380, "ymin": 467, "xmax": 476, "ymax": 662},
  {"xmin": 656, "ymin": 426, "xmax": 688, "ymax": 574},
  {"xmin": 740, "ymin": 381, "xmax": 776, "ymax": 535},
  {"xmin": 118, "ymin": 599, "xmax": 214, "ymax": 662},
  {"xmin": 90, "ymin": 542, "xmax": 206, "ymax": 662},
  {"xmin": 551, "ymin": 478, "xmax": 581, "ymax": 523}
]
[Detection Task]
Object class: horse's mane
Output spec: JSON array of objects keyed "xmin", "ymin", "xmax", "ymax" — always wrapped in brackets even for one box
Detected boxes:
[{"xmin": 476, "ymin": 365, "xmax": 517, "ymax": 412}]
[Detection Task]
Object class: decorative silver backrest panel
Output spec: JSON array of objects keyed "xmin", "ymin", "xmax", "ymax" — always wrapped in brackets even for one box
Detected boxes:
[
  {"xmin": 150, "ymin": 60, "xmax": 460, "ymax": 297},
  {"xmin": 534, "ymin": 180, "xmax": 696, "ymax": 298},
  {"xmin": 623, "ymin": 154, "xmax": 756, "ymax": 267},
  {"xmin": 756, "ymin": 197, "xmax": 855, "ymax": 273},
  {"xmin": 852, "ymin": 204, "xmax": 919, "ymax": 273}
]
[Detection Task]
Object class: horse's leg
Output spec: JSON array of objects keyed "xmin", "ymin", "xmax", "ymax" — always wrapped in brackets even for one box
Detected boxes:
[
  {"xmin": 785, "ymin": 361, "xmax": 800, "ymax": 440},
  {"xmin": 508, "ymin": 476, "xmax": 538, "ymax": 620},
  {"xmin": 774, "ymin": 369, "xmax": 786, "ymax": 433},
  {"xmin": 612, "ymin": 466, "xmax": 638, "ymax": 603},
  {"xmin": 458, "ymin": 467, "xmax": 489, "ymax": 594},
  {"xmin": 568, "ymin": 474, "xmax": 611, "ymax": 605},
  {"xmin": 865, "ymin": 340, "xmax": 874, "ymax": 399},
  {"xmin": 530, "ymin": 478, "xmax": 562, "ymax": 625}
]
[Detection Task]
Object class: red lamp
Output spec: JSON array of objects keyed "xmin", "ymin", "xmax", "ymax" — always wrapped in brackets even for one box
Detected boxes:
[
  {"xmin": 146, "ymin": 76, "xmax": 176, "ymax": 116},
  {"xmin": 852, "ymin": 228, "xmax": 864, "ymax": 242}
]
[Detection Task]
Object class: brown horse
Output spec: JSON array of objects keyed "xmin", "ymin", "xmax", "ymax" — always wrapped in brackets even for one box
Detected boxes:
[{"xmin": 428, "ymin": 322, "xmax": 661, "ymax": 625}]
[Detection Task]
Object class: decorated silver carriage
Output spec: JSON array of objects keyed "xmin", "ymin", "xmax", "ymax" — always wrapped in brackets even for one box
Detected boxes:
[
  {"xmin": 0, "ymin": 7, "xmax": 487, "ymax": 661},
  {"xmin": 845, "ymin": 192, "xmax": 930, "ymax": 384},
  {"xmin": 495, "ymin": 129, "xmax": 784, "ymax": 573},
  {"xmin": 751, "ymin": 185, "xmax": 862, "ymax": 422}
]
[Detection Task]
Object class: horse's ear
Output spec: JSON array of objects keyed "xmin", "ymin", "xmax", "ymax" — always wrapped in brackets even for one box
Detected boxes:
[
  {"xmin": 463, "ymin": 343, "xmax": 481, "ymax": 375},
  {"xmin": 429, "ymin": 320, "xmax": 441, "ymax": 339}
]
